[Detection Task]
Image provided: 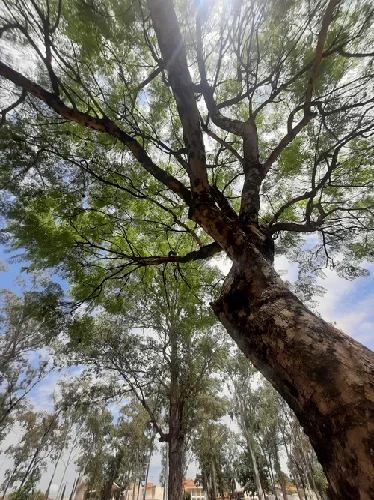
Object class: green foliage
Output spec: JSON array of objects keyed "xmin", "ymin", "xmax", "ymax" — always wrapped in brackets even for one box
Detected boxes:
[
  {"xmin": 0, "ymin": 0, "xmax": 372, "ymax": 306},
  {"xmin": 312, "ymin": 463, "xmax": 329, "ymax": 493},
  {"xmin": 0, "ymin": 2, "xmax": 373, "ymax": 495},
  {"xmin": 8, "ymin": 488, "xmax": 45, "ymax": 500},
  {"xmin": 235, "ymin": 451, "xmax": 271, "ymax": 495},
  {"xmin": 0, "ymin": 273, "xmax": 60, "ymax": 441}
]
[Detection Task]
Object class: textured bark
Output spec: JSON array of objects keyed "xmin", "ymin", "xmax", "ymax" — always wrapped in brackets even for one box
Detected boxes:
[{"xmin": 212, "ymin": 249, "xmax": 374, "ymax": 500}]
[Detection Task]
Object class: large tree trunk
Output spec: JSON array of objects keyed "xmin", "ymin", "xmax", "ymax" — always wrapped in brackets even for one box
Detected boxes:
[{"xmin": 212, "ymin": 252, "xmax": 374, "ymax": 500}]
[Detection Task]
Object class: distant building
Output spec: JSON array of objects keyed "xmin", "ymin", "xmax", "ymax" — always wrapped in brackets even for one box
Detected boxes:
[
  {"xmin": 121, "ymin": 483, "xmax": 163, "ymax": 500},
  {"xmin": 183, "ymin": 479, "xmax": 206, "ymax": 500}
]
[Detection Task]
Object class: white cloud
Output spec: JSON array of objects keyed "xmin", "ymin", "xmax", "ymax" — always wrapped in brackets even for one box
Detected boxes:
[
  {"xmin": 274, "ymin": 255, "xmax": 298, "ymax": 283},
  {"xmin": 315, "ymin": 264, "xmax": 374, "ymax": 348}
]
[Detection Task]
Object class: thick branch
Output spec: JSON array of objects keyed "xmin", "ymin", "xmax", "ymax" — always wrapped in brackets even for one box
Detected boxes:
[
  {"xmin": 304, "ymin": 0, "xmax": 341, "ymax": 112},
  {"xmin": 131, "ymin": 242, "xmax": 222, "ymax": 266},
  {"xmin": 147, "ymin": 0, "xmax": 209, "ymax": 195},
  {"xmin": 136, "ymin": 64, "xmax": 164, "ymax": 92},
  {"xmin": 337, "ymin": 47, "xmax": 374, "ymax": 58},
  {"xmin": 269, "ymin": 221, "xmax": 321, "ymax": 234},
  {"xmin": 0, "ymin": 61, "xmax": 191, "ymax": 204}
]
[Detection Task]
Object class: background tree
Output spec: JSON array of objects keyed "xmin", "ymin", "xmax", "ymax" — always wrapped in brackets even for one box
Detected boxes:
[
  {"xmin": 0, "ymin": 272, "xmax": 62, "ymax": 440},
  {"xmin": 229, "ymin": 352, "xmax": 266, "ymax": 500},
  {"xmin": 235, "ymin": 451, "xmax": 271, "ymax": 498},
  {"xmin": 1, "ymin": 409, "xmax": 59, "ymax": 499},
  {"xmin": 59, "ymin": 265, "xmax": 228, "ymax": 500},
  {"xmin": 1, "ymin": 0, "xmax": 374, "ymax": 496}
]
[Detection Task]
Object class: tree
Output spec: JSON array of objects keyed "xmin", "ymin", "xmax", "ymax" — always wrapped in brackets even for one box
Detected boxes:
[
  {"xmin": 235, "ymin": 451, "xmax": 271, "ymax": 498},
  {"xmin": 1, "ymin": 409, "xmax": 59, "ymax": 499},
  {"xmin": 63, "ymin": 265, "xmax": 228, "ymax": 500},
  {"xmin": 0, "ymin": 272, "xmax": 61, "ymax": 439},
  {"xmin": 192, "ymin": 391, "xmax": 234, "ymax": 500},
  {"xmin": 0, "ymin": 0, "xmax": 374, "ymax": 496},
  {"xmin": 254, "ymin": 382, "xmax": 289, "ymax": 500},
  {"xmin": 229, "ymin": 352, "xmax": 267, "ymax": 500}
]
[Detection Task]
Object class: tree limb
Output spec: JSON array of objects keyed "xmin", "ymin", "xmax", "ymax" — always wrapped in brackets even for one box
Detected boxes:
[
  {"xmin": 126, "ymin": 242, "xmax": 222, "ymax": 266},
  {"xmin": 0, "ymin": 89, "xmax": 26, "ymax": 126},
  {"xmin": 147, "ymin": 0, "xmax": 209, "ymax": 196},
  {"xmin": 0, "ymin": 61, "xmax": 191, "ymax": 204},
  {"xmin": 304, "ymin": 0, "xmax": 341, "ymax": 113}
]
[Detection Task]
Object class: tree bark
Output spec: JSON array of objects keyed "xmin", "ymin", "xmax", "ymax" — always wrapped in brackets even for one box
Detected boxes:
[
  {"xmin": 168, "ymin": 328, "xmax": 184, "ymax": 500},
  {"xmin": 212, "ymin": 253, "xmax": 374, "ymax": 500},
  {"xmin": 168, "ymin": 410, "xmax": 184, "ymax": 500}
]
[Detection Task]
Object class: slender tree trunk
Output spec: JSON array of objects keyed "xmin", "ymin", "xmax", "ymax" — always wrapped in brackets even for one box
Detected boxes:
[
  {"xmin": 69, "ymin": 477, "xmax": 79, "ymax": 500},
  {"xmin": 101, "ymin": 449, "xmax": 124, "ymax": 500},
  {"xmin": 168, "ymin": 430, "xmax": 184, "ymax": 500},
  {"xmin": 248, "ymin": 438, "xmax": 265, "ymax": 500},
  {"xmin": 167, "ymin": 323, "xmax": 184, "ymax": 500},
  {"xmin": 274, "ymin": 443, "xmax": 288, "ymax": 500},
  {"xmin": 294, "ymin": 481, "xmax": 304, "ymax": 500},
  {"xmin": 202, "ymin": 469, "xmax": 208, "ymax": 500},
  {"xmin": 59, "ymin": 483, "xmax": 67, "ymax": 500},
  {"xmin": 163, "ymin": 444, "xmax": 168, "ymax": 500},
  {"xmin": 132, "ymin": 480, "xmax": 136, "ymax": 500},
  {"xmin": 136, "ymin": 479, "xmax": 141, "ymax": 500},
  {"xmin": 143, "ymin": 440, "xmax": 153, "ymax": 500},
  {"xmin": 265, "ymin": 452, "xmax": 278, "ymax": 500},
  {"xmin": 210, "ymin": 460, "xmax": 217, "ymax": 500},
  {"xmin": 46, "ymin": 445, "xmax": 65, "ymax": 500},
  {"xmin": 235, "ymin": 386, "xmax": 265, "ymax": 500},
  {"xmin": 211, "ymin": 252, "xmax": 374, "ymax": 499}
]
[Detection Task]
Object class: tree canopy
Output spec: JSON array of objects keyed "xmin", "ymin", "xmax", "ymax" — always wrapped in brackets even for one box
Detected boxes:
[{"xmin": 1, "ymin": 0, "xmax": 374, "ymax": 498}]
